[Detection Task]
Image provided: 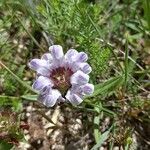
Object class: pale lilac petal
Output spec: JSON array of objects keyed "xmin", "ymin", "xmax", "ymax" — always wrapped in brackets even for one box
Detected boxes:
[
  {"xmin": 71, "ymin": 70, "xmax": 89, "ymax": 85},
  {"xmin": 38, "ymin": 86, "xmax": 51, "ymax": 102},
  {"xmin": 66, "ymin": 90, "xmax": 83, "ymax": 105},
  {"xmin": 68, "ymin": 62, "xmax": 79, "ymax": 72},
  {"xmin": 39, "ymin": 89, "xmax": 61, "ymax": 107},
  {"xmin": 32, "ymin": 76, "xmax": 53, "ymax": 91},
  {"xmin": 81, "ymin": 83, "xmax": 94, "ymax": 95},
  {"xmin": 49, "ymin": 45, "xmax": 64, "ymax": 59},
  {"xmin": 41, "ymin": 53, "xmax": 53, "ymax": 63},
  {"xmin": 40, "ymin": 85, "xmax": 51, "ymax": 95},
  {"xmin": 65, "ymin": 49, "xmax": 79, "ymax": 71},
  {"xmin": 52, "ymin": 57, "xmax": 65, "ymax": 68},
  {"xmin": 65, "ymin": 49, "xmax": 78, "ymax": 61},
  {"xmin": 28, "ymin": 59, "xmax": 49, "ymax": 71},
  {"xmin": 78, "ymin": 62, "xmax": 92, "ymax": 74},
  {"xmin": 58, "ymin": 96, "xmax": 66, "ymax": 103},
  {"xmin": 37, "ymin": 67, "xmax": 51, "ymax": 76},
  {"xmin": 29, "ymin": 45, "xmax": 92, "ymax": 107},
  {"xmin": 75, "ymin": 52, "xmax": 88, "ymax": 62},
  {"xmin": 70, "ymin": 85, "xmax": 82, "ymax": 94},
  {"xmin": 29, "ymin": 59, "xmax": 51, "ymax": 76}
]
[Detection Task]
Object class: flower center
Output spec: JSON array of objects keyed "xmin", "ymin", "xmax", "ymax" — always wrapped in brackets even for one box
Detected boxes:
[{"xmin": 50, "ymin": 67, "xmax": 73, "ymax": 96}]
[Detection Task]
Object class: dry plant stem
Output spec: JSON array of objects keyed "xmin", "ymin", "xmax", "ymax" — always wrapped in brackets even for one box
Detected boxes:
[
  {"xmin": 35, "ymin": 108, "xmax": 83, "ymax": 135},
  {"xmin": 35, "ymin": 109, "xmax": 61, "ymax": 128},
  {"xmin": 14, "ymin": 15, "xmax": 45, "ymax": 52}
]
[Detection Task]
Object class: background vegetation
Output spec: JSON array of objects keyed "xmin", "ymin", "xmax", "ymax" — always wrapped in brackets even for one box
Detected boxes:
[{"xmin": 0, "ymin": 0, "xmax": 150, "ymax": 149}]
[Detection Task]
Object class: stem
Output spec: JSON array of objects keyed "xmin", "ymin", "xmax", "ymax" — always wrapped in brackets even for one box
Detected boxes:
[
  {"xmin": 0, "ymin": 61, "xmax": 38, "ymax": 94},
  {"xmin": 14, "ymin": 15, "xmax": 44, "ymax": 51},
  {"xmin": 36, "ymin": 110, "xmax": 62, "ymax": 129}
]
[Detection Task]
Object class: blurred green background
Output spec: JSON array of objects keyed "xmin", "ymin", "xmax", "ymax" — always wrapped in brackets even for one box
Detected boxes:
[{"xmin": 0, "ymin": 0, "xmax": 150, "ymax": 149}]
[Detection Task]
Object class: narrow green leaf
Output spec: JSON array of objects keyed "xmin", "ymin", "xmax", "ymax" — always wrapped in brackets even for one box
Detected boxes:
[
  {"xmin": 90, "ymin": 76, "xmax": 123, "ymax": 97},
  {"xmin": 94, "ymin": 105, "xmax": 101, "ymax": 143},
  {"xmin": 124, "ymin": 37, "xmax": 129, "ymax": 89},
  {"xmin": 143, "ymin": 0, "xmax": 150, "ymax": 30},
  {"xmin": 91, "ymin": 126, "xmax": 112, "ymax": 150},
  {"xmin": 21, "ymin": 95, "xmax": 38, "ymax": 101}
]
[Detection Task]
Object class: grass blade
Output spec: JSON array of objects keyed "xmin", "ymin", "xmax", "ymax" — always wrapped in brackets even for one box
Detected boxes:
[
  {"xmin": 90, "ymin": 75, "xmax": 123, "ymax": 97},
  {"xmin": 124, "ymin": 37, "xmax": 129, "ymax": 89}
]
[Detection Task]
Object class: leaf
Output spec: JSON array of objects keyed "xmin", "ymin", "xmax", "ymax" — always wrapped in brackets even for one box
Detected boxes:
[
  {"xmin": 124, "ymin": 22, "xmax": 140, "ymax": 32},
  {"xmin": 94, "ymin": 115, "xmax": 101, "ymax": 143},
  {"xmin": 124, "ymin": 38, "xmax": 129, "ymax": 89},
  {"xmin": 94, "ymin": 104, "xmax": 101, "ymax": 143},
  {"xmin": 0, "ymin": 95, "xmax": 22, "ymax": 112},
  {"xmin": 94, "ymin": 103, "xmax": 102, "ymax": 143},
  {"xmin": 12, "ymin": 99, "xmax": 23, "ymax": 112},
  {"xmin": 21, "ymin": 95, "xmax": 38, "ymax": 101},
  {"xmin": 0, "ymin": 140, "xmax": 13, "ymax": 150},
  {"xmin": 90, "ymin": 75, "xmax": 123, "ymax": 97},
  {"xmin": 17, "ymin": 65, "xmax": 26, "ymax": 78},
  {"xmin": 91, "ymin": 126, "xmax": 112, "ymax": 150},
  {"xmin": 143, "ymin": 0, "xmax": 150, "ymax": 30}
]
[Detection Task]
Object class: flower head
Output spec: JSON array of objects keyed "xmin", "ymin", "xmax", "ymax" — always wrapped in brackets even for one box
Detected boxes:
[{"xmin": 28, "ymin": 45, "xmax": 94, "ymax": 107}]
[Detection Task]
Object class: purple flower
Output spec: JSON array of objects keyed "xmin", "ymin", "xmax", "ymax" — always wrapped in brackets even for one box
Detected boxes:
[{"xmin": 28, "ymin": 45, "xmax": 94, "ymax": 107}]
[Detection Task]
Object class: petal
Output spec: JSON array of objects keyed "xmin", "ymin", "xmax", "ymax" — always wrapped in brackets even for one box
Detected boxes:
[
  {"xmin": 28, "ymin": 59, "xmax": 51, "ymax": 76},
  {"xmin": 68, "ymin": 62, "xmax": 79, "ymax": 72},
  {"xmin": 28, "ymin": 59, "xmax": 49, "ymax": 71},
  {"xmin": 40, "ymin": 85, "xmax": 51, "ymax": 95},
  {"xmin": 41, "ymin": 53, "xmax": 53, "ymax": 63},
  {"xmin": 37, "ymin": 67, "xmax": 51, "ymax": 77},
  {"xmin": 78, "ymin": 62, "xmax": 92, "ymax": 74},
  {"xmin": 70, "ymin": 70, "xmax": 89, "ymax": 85},
  {"xmin": 32, "ymin": 76, "xmax": 53, "ymax": 91},
  {"xmin": 57, "ymin": 96, "xmax": 66, "ymax": 103},
  {"xmin": 81, "ymin": 83, "xmax": 94, "ymax": 95},
  {"xmin": 65, "ymin": 49, "xmax": 78, "ymax": 61},
  {"xmin": 75, "ymin": 52, "xmax": 88, "ymax": 62},
  {"xmin": 70, "ymin": 84, "xmax": 82, "ymax": 94},
  {"xmin": 52, "ymin": 57, "xmax": 65, "ymax": 68},
  {"xmin": 49, "ymin": 45, "xmax": 64, "ymax": 59},
  {"xmin": 66, "ymin": 90, "xmax": 83, "ymax": 105},
  {"xmin": 39, "ymin": 89, "xmax": 61, "ymax": 107}
]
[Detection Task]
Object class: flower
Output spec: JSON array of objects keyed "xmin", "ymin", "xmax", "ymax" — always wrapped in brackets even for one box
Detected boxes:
[{"xmin": 28, "ymin": 45, "xmax": 94, "ymax": 107}]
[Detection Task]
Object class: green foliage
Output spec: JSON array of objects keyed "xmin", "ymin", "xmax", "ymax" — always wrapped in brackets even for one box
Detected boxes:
[
  {"xmin": 21, "ymin": 94, "xmax": 38, "ymax": 101},
  {"xmin": 0, "ymin": 140, "xmax": 13, "ymax": 150},
  {"xmin": 143, "ymin": 0, "xmax": 150, "ymax": 30},
  {"xmin": 93, "ymin": 104, "xmax": 102, "ymax": 143},
  {"xmin": 1, "ymin": 65, "xmax": 27, "ymax": 95},
  {"xmin": 91, "ymin": 125, "xmax": 113, "ymax": 150},
  {"xmin": 23, "ymin": 0, "xmax": 111, "ymax": 83},
  {"xmin": 0, "ymin": 0, "xmax": 150, "ymax": 149},
  {"xmin": 0, "ymin": 95, "xmax": 19, "ymax": 107},
  {"xmin": 92, "ymin": 75, "xmax": 124, "ymax": 97}
]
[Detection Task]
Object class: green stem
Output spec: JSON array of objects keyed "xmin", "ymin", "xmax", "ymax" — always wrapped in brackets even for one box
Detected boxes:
[{"xmin": 0, "ymin": 61, "xmax": 38, "ymax": 94}]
